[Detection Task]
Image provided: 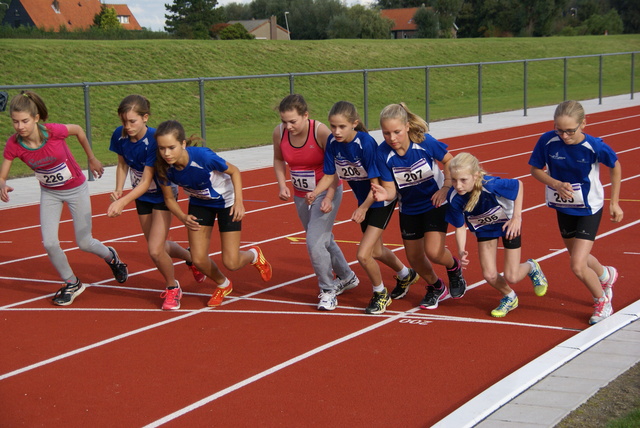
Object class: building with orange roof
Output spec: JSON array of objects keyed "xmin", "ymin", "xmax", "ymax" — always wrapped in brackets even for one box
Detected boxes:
[
  {"xmin": 1, "ymin": 0, "xmax": 141, "ymax": 31},
  {"xmin": 380, "ymin": 7, "xmax": 419, "ymax": 39}
]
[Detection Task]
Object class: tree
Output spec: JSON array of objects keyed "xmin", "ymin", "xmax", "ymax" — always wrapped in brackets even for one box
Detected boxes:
[
  {"xmin": 414, "ymin": 6, "xmax": 440, "ymax": 38},
  {"xmin": 93, "ymin": 5, "xmax": 121, "ymax": 30},
  {"xmin": 219, "ymin": 22, "xmax": 256, "ymax": 39},
  {"xmin": 165, "ymin": 0, "xmax": 225, "ymax": 39},
  {"xmin": 328, "ymin": 5, "xmax": 393, "ymax": 39},
  {"xmin": 610, "ymin": 0, "xmax": 640, "ymax": 33},
  {"xmin": 376, "ymin": 0, "xmax": 427, "ymax": 8}
]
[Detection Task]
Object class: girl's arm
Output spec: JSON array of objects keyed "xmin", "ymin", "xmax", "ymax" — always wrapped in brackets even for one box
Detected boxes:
[
  {"xmin": 352, "ymin": 178, "xmax": 379, "ymax": 224},
  {"xmin": 371, "ymin": 179, "xmax": 396, "ymax": 202},
  {"xmin": 609, "ymin": 160, "xmax": 623, "ymax": 222},
  {"xmin": 432, "ymin": 152, "xmax": 453, "ymax": 207},
  {"xmin": 305, "ymin": 172, "xmax": 335, "ymax": 205},
  {"xmin": 160, "ymin": 183, "xmax": 200, "ymax": 231},
  {"xmin": 272, "ymin": 126, "xmax": 291, "ymax": 201},
  {"xmin": 503, "ymin": 179, "xmax": 523, "ymax": 240},
  {"xmin": 110, "ymin": 154, "xmax": 129, "ymax": 201},
  {"xmin": 530, "ymin": 166, "xmax": 574, "ymax": 200},
  {"xmin": 107, "ymin": 164, "xmax": 155, "ymax": 217},
  {"xmin": 224, "ymin": 161, "xmax": 245, "ymax": 222},
  {"xmin": 66, "ymin": 124, "xmax": 104, "ymax": 179},
  {"xmin": 454, "ymin": 226, "xmax": 469, "ymax": 267},
  {"xmin": 0, "ymin": 158, "xmax": 15, "ymax": 203},
  {"xmin": 319, "ymin": 174, "xmax": 338, "ymax": 214}
]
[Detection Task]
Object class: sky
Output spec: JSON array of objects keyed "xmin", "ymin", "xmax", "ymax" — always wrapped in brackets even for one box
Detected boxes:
[{"xmin": 121, "ymin": 0, "xmax": 375, "ymax": 32}]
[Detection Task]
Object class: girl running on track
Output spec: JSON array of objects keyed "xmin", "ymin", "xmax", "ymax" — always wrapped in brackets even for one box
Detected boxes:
[
  {"xmin": 0, "ymin": 91, "xmax": 128, "ymax": 306},
  {"xmin": 446, "ymin": 152, "xmax": 548, "ymax": 318},
  {"xmin": 529, "ymin": 100, "xmax": 622, "ymax": 325},
  {"xmin": 106, "ymin": 95, "xmax": 204, "ymax": 311},
  {"xmin": 155, "ymin": 120, "xmax": 272, "ymax": 308},
  {"xmin": 305, "ymin": 101, "xmax": 418, "ymax": 315},
  {"xmin": 371, "ymin": 102, "xmax": 466, "ymax": 310},
  {"xmin": 273, "ymin": 94, "xmax": 358, "ymax": 311}
]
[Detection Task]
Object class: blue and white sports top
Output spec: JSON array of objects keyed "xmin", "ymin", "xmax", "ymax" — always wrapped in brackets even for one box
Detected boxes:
[
  {"xmin": 376, "ymin": 133, "xmax": 448, "ymax": 215},
  {"xmin": 323, "ymin": 130, "xmax": 389, "ymax": 208},
  {"xmin": 166, "ymin": 146, "xmax": 234, "ymax": 209},
  {"xmin": 446, "ymin": 176, "xmax": 519, "ymax": 239},
  {"xmin": 528, "ymin": 131, "xmax": 618, "ymax": 216},
  {"xmin": 109, "ymin": 126, "xmax": 168, "ymax": 204}
]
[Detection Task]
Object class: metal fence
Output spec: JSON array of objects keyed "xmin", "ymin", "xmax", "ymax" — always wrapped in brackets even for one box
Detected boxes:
[{"xmin": 1, "ymin": 51, "xmax": 637, "ymax": 147}]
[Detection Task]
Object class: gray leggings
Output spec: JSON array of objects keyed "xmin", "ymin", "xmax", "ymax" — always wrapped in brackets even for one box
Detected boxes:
[
  {"xmin": 40, "ymin": 182, "xmax": 111, "ymax": 282},
  {"xmin": 294, "ymin": 185, "xmax": 353, "ymax": 291}
]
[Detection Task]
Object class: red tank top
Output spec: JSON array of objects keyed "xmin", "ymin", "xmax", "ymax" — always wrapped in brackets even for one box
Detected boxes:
[{"xmin": 279, "ymin": 119, "xmax": 332, "ymax": 197}]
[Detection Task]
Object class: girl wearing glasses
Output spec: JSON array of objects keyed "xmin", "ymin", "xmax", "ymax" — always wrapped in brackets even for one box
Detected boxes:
[{"xmin": 529, "ymin": 100, "xmax": 623, "ymax": 325}]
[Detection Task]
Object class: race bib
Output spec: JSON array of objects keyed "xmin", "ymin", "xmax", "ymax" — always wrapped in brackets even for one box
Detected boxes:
[
  {"xmin": 183, "ymin": 187, "xmax": 218, "ymax": 200},
  {"xmin": 34, "ymin": 163, "xmax": 73, "ymax": 188},
  {"xmin": 467, "ymin": 206, "xmax": 509, "ymax": 229},
  {"xmin": 546, "ymin": 184, "xmax": 585, "ymax": 208},
  {"xmin": 392, "ymin": 158, "xmax": 434, "ymax": 189},
  {"xmin": 335, "ymin": 159, "xmax": 368, "ymax": 181},
  {"xmin": 290, "ymin": 170, "xmax": 316, "ymax": 192},
  {"xmin": 129, "ymin": 168, "xmax": 157, "ymax": 191}
]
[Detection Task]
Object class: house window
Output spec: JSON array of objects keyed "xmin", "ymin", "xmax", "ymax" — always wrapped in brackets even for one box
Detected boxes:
[
  {"xmin": 51, "ymin": 0, "xmax": 60, "ymax": 13},
  {"xmin": 117, "ymin": 15, "xmax": 129, "ymax": 24}
]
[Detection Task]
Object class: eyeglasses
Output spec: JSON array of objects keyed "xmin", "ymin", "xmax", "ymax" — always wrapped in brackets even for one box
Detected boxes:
[{"xmin": 555, "ymin": 123, "xmax": 582, "ymax": 136}]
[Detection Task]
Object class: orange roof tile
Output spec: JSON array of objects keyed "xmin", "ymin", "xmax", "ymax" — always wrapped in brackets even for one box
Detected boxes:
[
  {"xmin": 106, "ymin": 3, "xmax": 142, "ymax": 30},
  {"xmin": 381, "ymin": 7, "xmax": 419, "ymax": 32}
]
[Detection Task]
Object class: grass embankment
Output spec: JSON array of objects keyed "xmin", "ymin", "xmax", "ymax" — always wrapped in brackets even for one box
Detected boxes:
[{"xmin": 1, "ymin": 35, "xmax": 639, "ymax": 178}]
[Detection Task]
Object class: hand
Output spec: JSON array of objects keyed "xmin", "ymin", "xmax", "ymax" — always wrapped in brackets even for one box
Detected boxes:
[
  {"xmin": 107, "ymin": 199, "xmax": 125, "ymax": 218},
  {"xmin": 278, "ymin": 187, "xmax": 291, "ymax": 201},
  {"xmin": 110, "ymin": 190, "xmax": 123, "ymax": 203},
  {"xmin": 183, "ymin": 214, "xmax": 202, "ymax": 231},
  {"xmin": 351, "ymin": 207, "xmax": 366, "ymax": 224},
  {"xmin": 89, "ymin": 157, "xmax": 104, "ymax": 179},
  {"xmin": 459, "ymin": 250, "xmax": 470, "ymax": 267},
  {"xmin": 0, "ymin": 184, "xmax": 14, "ymax": 203},
  {"xmin": 371, "ymin": 183, "xmax": 387, "ymax": 202},
  {"xmin": 230, "ymin": 202, "xmax": 245, "ymax": 222},
  {"xmin": 431, "ymin": 187, "xmax": 448, "ymax": 208},
  {"xmin": 320, "ymin": 196, "xmax": 333, "ymax": 213},
  {"xmin": 502, "ymin": 216, "xmax": 522, "ymax": 240},
  {"xmin": 554, "ymin": 181, "xmax": 574, "ymax": 201},
  {"xmin": 305, "ymin": 191, "xmax": 317, "ymax": 205},
  {"xmin": 610, "ymin": 203, "xmax": 623, "ymax": 223}
]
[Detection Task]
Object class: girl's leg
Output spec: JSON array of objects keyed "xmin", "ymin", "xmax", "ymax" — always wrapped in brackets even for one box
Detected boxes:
[
  {"xmin": 219, "ymin": 230, "xmax": 254, "ymax": 271},
  {"xmin": 563, "ymin": 238, "xmax": 604, "ymax": 299},
  {"xmin": 502, "ymin": 246, "xmax": 531, "ymax": 286},
  {"xmin": 357, "ymin": 226, "xmax": 385, "ymax": 287},
  {"xmin": 404, "ymin": 238, "xmax": 438, "ymax": 285},
  {"xmin": 67, "ymin": 184, "xmax": 111, "ymax": 259},
  {"xmin": 424, "ymin": 231, "xmax": 454, "ymax": 268},
  {"xmin": 140, "ymin": 210, "xmax": 178, "ymax": 288},
  {"xmin": 40, "ymin": 188, "xmax": 75, "ymax": 282},
  {"xmin": 478, "ymin": 240, "xmax": 513, "ymax": 295},
  {"xmin": 188, "ymin": 226, "xmax": 226, "ymax": 285}
]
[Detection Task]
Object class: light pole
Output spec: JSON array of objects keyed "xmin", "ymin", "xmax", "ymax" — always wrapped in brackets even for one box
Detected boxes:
[{"xmin": 284, "ymin": 11, "xmax": 290, "ymax": 40}]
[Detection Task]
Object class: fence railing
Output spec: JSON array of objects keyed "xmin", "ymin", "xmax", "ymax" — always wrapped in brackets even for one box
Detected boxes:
[{"xmin": 1, "ymin": 51, "xmax": 637, "ymax": 155}]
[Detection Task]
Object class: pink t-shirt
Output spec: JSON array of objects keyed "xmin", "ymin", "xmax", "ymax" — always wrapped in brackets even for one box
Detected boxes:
[{"xmin": 3, "ymin": 123, "xmax": 86, "ymax": 190}]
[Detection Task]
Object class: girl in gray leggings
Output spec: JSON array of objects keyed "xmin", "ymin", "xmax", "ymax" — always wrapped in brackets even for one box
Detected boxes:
[{"xmin": 0, "ymin": 91, "xmax": 128, "ymax": 305}]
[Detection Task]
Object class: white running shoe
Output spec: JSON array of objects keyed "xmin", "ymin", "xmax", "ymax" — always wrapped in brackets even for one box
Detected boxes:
[{"xmin": 317, "ymin": 290, "xmax": 337, "ymax": 311}]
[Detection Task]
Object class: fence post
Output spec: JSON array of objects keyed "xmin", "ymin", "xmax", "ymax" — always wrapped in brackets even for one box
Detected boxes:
[
  {"xmin": 477, "ymin": 63, "xmax": 482, "ymax": 124},
  {"xmin": 632, "ymin": 52, "xmax": 636, "ymax": 100},
  {"xmin": 425, "ymin": 66, "xmax": 430, "ymax": 123},
  {"xmin": 523, "ymin": 60, "xmax": 528, "ymax": 117},
  {"xmin": 599, "ymin": 55, "xmax": 604, "ymax": 105},
  {"xmin": 563, "ymin": 57, "xmax": 568, "ymax": 101},
  {"xmin": 289, "ymin": 74, "xmax": 295, "ymax": 94},
  {"xmin": 82, "ymin": 83, "xmax": 94, "ymax": 181},
  {"xmin": 363, "ymin": 69, "xmax": 369, "ymax": 129},
  {"xmin": 198, "ymin": 78, "xmax": 206, "ymax": 143}
]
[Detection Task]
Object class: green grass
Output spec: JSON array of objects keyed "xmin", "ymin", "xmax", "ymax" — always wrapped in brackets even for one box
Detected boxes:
[{"xmin": 1, "ymin": 35, "xmax": 639, "ymax": 178}]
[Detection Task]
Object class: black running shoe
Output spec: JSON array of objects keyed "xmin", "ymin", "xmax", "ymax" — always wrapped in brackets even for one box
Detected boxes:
[
  {"xmin": 390, "ymin": 268, "xmax": 419, "ymax": 299},
  {"xmin": 447, "ymin": 258, "xmax": 467, "ymax": 299},
  {"xmin": 107, "ymin": 246, "xmax": 128, "ymax": 283},
  {"xmin": 419, "ymin": 279, "xmax": 449, "ymax": 310},
  {"xmin": 365, "ymin": 289, "xmax": 392, "ymax": 315},
  {"xmin": 52, "ymin": 279, "xmax": 86, "ymax": 306}
]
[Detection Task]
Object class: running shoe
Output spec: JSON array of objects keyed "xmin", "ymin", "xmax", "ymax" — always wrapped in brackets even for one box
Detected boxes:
[
  {"xmin": 160, "ymin": 281, "xmax": 182, "ymax": 310},
  {"xmin": 52, "ymin": 279, "xmax": 86, "ymax": 306},
  {"xmin": 527, "ymin": 259, "xmax": 548, "ymax": 297},
  {"xmin": 336, "ymin": 272, "xmax": 359, "ymax": 295},
  {"xmin": 447, "ymin": 259, "xmax": 467, "ymax": 299},
  {"xmin": 250, "ymin": 246, "xmax": 272, "ymax": 282},
  {"xmin": 419, "ymin": 279, "xmax": 449, "ymax": 310},
  {"xmin": 491, "ymin": 295, "xmax": 519, "ymax": 318},
  {"xmin": 390, "ymin": 268, "xmax": 419, "ymax": 299},
  {"xmin": 365, "ymin": 289, "xmax": 391, "ymax": 315},
  {"xmin": 106, "ymin": 246, "xmax": 128, "ymax": 283},
  {"xmin": 186, "ymin": 247, "xmax": 206, "ymax": 283},
  {"xmin": 207, "ymin": 281, "xmax": 233, "ymax": 307},
  {"xmin": 589, "ymin": 296, "xmax": 613, "ymax": 325},
  {"xmin": 317, "ymin": 290, "xmax": 337, "ymax": 311},
  {"xmin": 600, "ymin": 266, "xmax": 618, "ymax": 301}
]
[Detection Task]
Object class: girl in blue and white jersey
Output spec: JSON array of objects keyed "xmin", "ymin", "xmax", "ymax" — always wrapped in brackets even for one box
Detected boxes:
[
  {"xmin": 529, "ymin": 100, "xmax": 623, "ymax": 325},
  {"xmin": 446, "ymin": 152, "xmax": 548, "ymax": 318},
  {"xmin": 371, "ymin": 103, "xmax": 466, "ymax": 311},
  {"xmin": 305, "ymin": 101, "xmax": 417, "ymax": 315},
  {"xmin": 155, "ymin": 120, "xmax": 272, "ymax": 308},
  {"xmin": 106, "ymin": 95, "xmax": 204, "ymax": 311}
]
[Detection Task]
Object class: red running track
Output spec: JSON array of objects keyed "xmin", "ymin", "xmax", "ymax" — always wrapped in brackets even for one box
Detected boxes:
[{"xmin": 1, "ymin": 106, "xmax": 639, "ymax": 427}]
